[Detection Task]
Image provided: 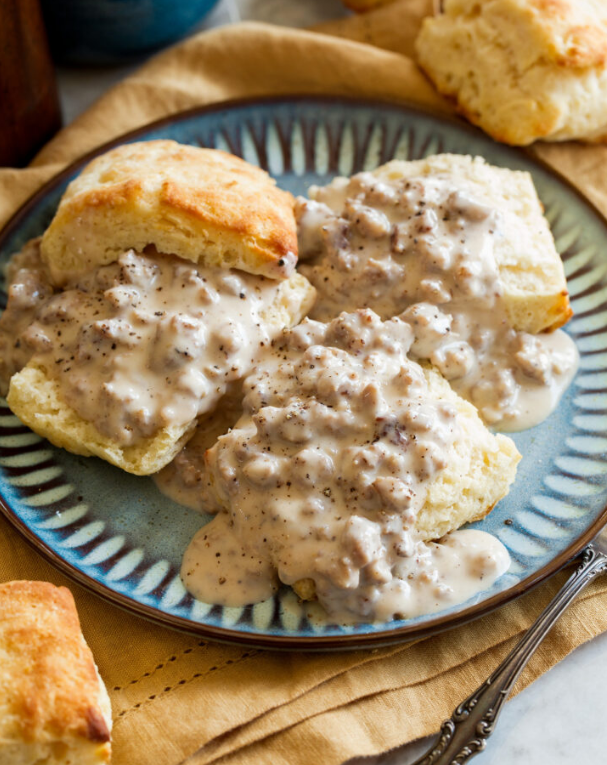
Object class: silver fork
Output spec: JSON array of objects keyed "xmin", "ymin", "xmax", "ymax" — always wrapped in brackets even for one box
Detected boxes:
[{"xmin": 410, "ymin": 528, "xmax": 607, "ymax": 765}]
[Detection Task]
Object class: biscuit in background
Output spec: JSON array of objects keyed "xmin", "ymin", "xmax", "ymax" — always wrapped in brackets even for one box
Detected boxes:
[
  {"xmin": 341, "ymin": 0, "xmax": 399, "ymax": 11},
  {"xmin": 416, "ymin": 0, "xmax": 607, "ymax": 145},
  {"xmin": 0, "ymin": 581, "xmax": 111, "ymax": 765}
]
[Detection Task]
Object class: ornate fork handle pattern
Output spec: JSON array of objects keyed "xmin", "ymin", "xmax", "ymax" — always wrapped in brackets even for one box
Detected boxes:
[{"xmin": 412, "ymin": 545, "xmax": 607, "ymax": 765}]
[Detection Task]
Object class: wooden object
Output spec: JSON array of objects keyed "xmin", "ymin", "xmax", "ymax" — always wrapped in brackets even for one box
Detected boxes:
[{"xmin": 0, "ymin": 0, "xmax": 61, "ymax": 167}]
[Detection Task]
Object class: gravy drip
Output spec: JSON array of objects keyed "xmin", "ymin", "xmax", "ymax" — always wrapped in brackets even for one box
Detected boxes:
[
  {"xmin": 153, "ymin": 391, "xmax": 243, "ymax": 511},
  {"xmin": 181, "ymin": 310, "xmax": 510, "ymax": 622},
  {"xmin": 296, "ymin": 173, "xmax": 578, "ymax": 430},
  {"xmin": 0, "ymin": 241, "xmax": 288, "ymax": 446},
  {"xmin": 0, "ymin": 238, "xmax": 54, "ymax": 387}
]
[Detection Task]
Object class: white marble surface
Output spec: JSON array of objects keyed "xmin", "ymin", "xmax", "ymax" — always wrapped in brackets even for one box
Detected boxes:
[
  {"xmin": 54, "ymin": 1, "xmax": 607, "ymax": 763},
  {"xmin": 353, "ymin": 629, "xmax": 607, "ymax": 765}
]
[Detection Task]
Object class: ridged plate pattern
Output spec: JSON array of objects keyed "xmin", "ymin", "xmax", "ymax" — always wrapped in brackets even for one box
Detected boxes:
[{"xmin": 1, "ymin": 98, "xmax": 607, "ymax": 648}]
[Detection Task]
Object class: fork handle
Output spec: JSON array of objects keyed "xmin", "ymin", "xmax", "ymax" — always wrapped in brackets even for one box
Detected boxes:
[{"xmin": 411, "ymin": 544, "xmax": 607, "ymax": 765}]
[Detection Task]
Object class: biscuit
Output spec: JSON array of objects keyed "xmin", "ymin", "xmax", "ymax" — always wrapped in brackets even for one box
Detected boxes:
[
  {"xmin": 41, "ymin": 140, "xmax": 298, "ymax": 285},
  {"xmin": 417, "ymin": 365, "xmax": 520, "ymax": 539},
  {"xmin": 6, "ymin": 273, "xmax": 315, "ymax": 476},
  {"xmin": 6, "ymin": 364, "xmax": 197, "ymax": 475},
  {"xmin": 309, "ymin": 154, "xmax": 571, "ymax": 333},
  {"xmin": 197, "ymin": 309, "xmax": 521, "ymax": 610},
  {"xmin": 341, "ymin": 0, "xmax": 399, "ymax": 11},
  {"xmin": 415, "ymin": 0, "xmax": 607, "ymax": 145},
  {"xmin": 0, "ymin": 581, "xmax": 111, "ymax": 765},
  {"xmin": 293, "ymin": 365, "xmax": 520, "ymax": 602}
]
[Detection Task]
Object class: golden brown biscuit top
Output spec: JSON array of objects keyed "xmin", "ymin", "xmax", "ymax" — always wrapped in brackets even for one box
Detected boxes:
[
  {"xmin": 0, "ymin": 580, "xmax": 111, "ymax": 747},
  {"xmin": 75, "ymin": 141, "xmax": 295, "ymax": 251},
  {"xmin": 442, "ymin": 0, "xmax": 607, "ymax": 69},
  {"xmin": 41, "ymin": 140, "xmax": 298, "ymax": 283},
  {"xmin": 526, "ymin": 0, "xmax": 607, "ymax": 67}
]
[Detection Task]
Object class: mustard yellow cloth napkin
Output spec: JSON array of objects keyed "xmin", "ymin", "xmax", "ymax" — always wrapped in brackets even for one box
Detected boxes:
[{"xmin": 3, "ymin": 4, "xmax": 607, "ymax": 764}]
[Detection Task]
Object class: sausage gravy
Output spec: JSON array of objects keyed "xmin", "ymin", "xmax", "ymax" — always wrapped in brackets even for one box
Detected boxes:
[
  {"xmin": 153, "ymin": 391, "xmax": 243, "ymax": 511},
  {"xmin": 0, "ymin": 240, "xmax": 296, "ymax": 446},
  {"xmin": 296, "ymin": 173, "xmax": 578, "ymax": 430},
  {"xmin": 181, "ymin": 311, "xmax": 511, "ymax": 623}
]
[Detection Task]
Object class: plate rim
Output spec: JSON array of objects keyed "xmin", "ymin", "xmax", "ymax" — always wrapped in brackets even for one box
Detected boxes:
[{"xmin": 1, "ymin": 93, "xmax": 606, "ymax": 650}]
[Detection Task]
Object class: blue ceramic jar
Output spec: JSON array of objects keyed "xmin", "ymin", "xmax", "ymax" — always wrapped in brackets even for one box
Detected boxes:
[{"xmin": 41, "ymin": 0, "xmax": 220, "ymax": 64}]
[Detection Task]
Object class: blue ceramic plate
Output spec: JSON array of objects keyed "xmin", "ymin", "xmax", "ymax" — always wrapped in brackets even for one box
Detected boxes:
[{"xmin": 2, "ymin": 97, "xmax": 607, "ymax": 649}]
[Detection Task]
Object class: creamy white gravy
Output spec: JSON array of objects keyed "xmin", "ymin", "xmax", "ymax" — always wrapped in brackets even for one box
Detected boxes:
[
  {"xmin": 296, "ymin": 172, "xmax": 578, "ymax": 431},
  {"xmin": 153, "ymin": 391, "xmax": 243, "ymax": 511},
  {"xmin": 0, "ymin": 241, "xmax": 289, "ymax": 446},
  {"xmin": 181, "ymin": 311, "xmax": 511, "ymax": 623}
]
